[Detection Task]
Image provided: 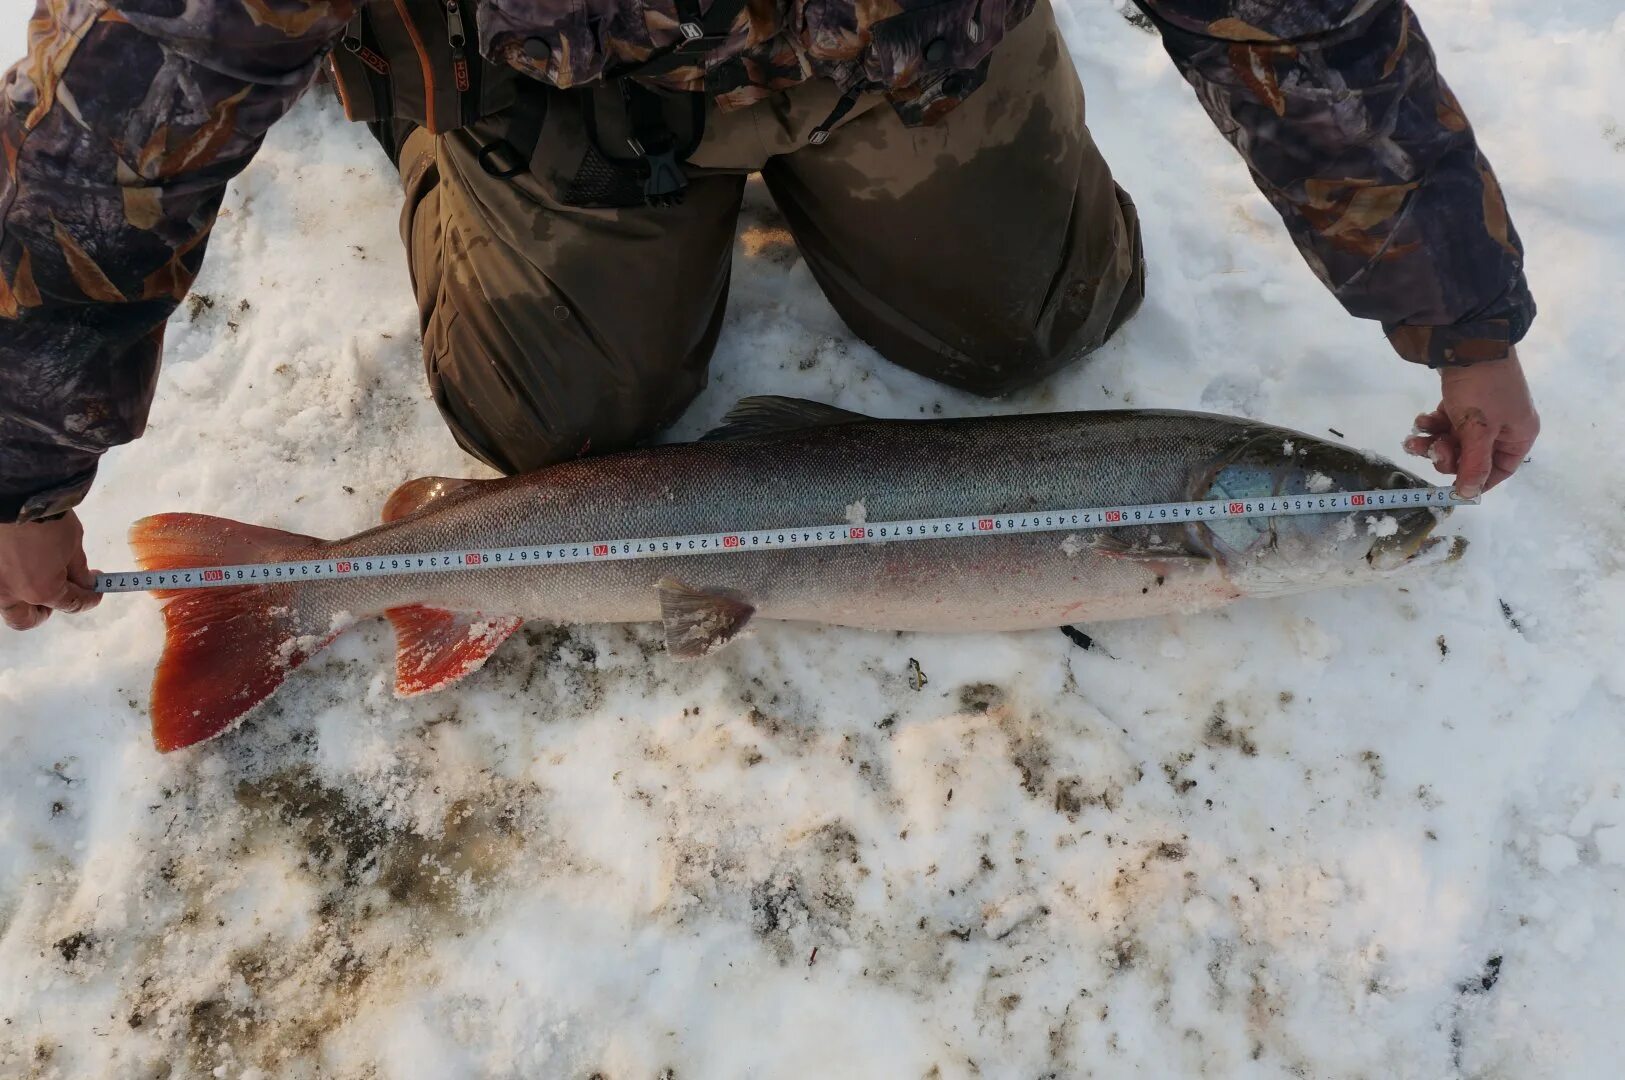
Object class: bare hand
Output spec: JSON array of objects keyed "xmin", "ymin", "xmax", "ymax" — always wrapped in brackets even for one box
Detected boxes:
[
  {"xmin": 0, "ymin": 511, "xmax": 101, "ymax": 631},
  {"xmin": 1402, "ymin": 350, "xmax": 1539, "ymax": 499}
]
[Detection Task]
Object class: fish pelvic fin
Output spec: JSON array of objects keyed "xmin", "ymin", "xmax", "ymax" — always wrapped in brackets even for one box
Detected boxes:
[
  {"xmin": 129, "ymin": 514, "xmax": 339, "ymax": 752},
  {"xmin": 386, "ymin": 606, "xmax": 524, "ymax": 697},
  {"xmin": 382, "ymin": 476, "xmax": 483, "ymax": 523},
  {"xmin": 700, "ymin": 396, "xmax": 870, "ymax": 441},
  {"xmin": 656, "ymin": 579, "xmax": 755, "ymax": 659}
]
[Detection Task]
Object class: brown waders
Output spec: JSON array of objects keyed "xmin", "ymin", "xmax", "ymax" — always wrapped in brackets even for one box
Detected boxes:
[{"xmin": 397, "ymin": 0, "xmax": 1144, "ymax": 475}]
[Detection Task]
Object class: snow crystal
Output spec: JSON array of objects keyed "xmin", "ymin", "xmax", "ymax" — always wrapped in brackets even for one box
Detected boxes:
[
  {"xmin": 1307, "ymin": 472, "xmax": 1336, "ymax": 493},
  {"xmin": 273, "ymin": 634, "xmax": 322, "ymax": 669},
  {"xmin": 1366, "ymin": 514, "xmax": 1400, "ymax": 537},
  {"xmin": 844, "ymin": 499, "xmax": 867, "ymax": 525}
]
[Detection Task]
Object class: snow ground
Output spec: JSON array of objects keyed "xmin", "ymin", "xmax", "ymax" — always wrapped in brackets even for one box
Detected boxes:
[{"xmin": 2, "ymin": 1, "xmax": 1623, "ymax": 1077}]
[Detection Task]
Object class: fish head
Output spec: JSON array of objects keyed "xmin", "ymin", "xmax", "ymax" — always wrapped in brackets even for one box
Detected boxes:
[{"xmin": 1190, "ymin": 429, "xmax": 1464, "ymax": 596}]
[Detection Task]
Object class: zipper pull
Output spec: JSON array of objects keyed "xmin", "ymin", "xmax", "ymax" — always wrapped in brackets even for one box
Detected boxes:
[
  {"xmin": 341, "ymin": 11, "xmax": 390, "ymax": 75},
  {"xmin": 445, "ymin": 0, "xmax": 467, "ymax": 54},
  {"xmin": 342, "ymin": 11, "xmax": 363, "ymax": 51},
  {"xmin": 446, "ymin": 0, "xmax": 473, "ymax": 90}
]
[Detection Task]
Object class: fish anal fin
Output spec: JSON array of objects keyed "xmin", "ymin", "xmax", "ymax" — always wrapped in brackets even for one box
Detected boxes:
[
  {"xmin": 382, "ymin": 476, "xmax": 483, "ymax": 523},
  {"xmin": 656, "ymin": 579, "xmax": 755, "ymax": 659},
  {"xmin": 700, "ymin": 396, "xmax": 871, "ymax": 442},
  {"xmin": 387, "ymin": 606, "xmax": 524, "ymax": 697}
]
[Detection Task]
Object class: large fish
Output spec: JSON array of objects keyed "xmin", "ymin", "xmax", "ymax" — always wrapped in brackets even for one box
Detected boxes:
[{"xmin": 131, "ymin": 398, "xmax": 1462, "ymax": 751}]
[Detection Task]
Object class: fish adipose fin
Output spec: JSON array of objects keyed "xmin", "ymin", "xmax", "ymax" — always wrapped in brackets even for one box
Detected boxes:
[
  {"xmin": 656, "ymin": 579, "xmax": 756, "ymax": 659},
  {"xmin": 386, "ymin": 606, "xmax": 524, "ymax": 697},
  {"xmin": 130, "ymin": 513, "xmax": 335, "ymax": 753},
  {"xmin": 382, "ymin": 476, "xmax": 483, "ymax": 523},
  {"xmin": 700, "ymin": 396, "xmax": 870, "ymax": 441}
]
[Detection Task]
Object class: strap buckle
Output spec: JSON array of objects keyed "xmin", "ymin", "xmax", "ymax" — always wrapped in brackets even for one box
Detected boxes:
[{"xmin": 476, "ymin": 140, "xmax": 528, "ymax": 178}]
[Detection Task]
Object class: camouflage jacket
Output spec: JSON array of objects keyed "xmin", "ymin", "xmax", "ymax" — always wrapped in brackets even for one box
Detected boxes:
[{"xmin": 0, "ymin": 0, "xmax": 1533, "ymax": 523}]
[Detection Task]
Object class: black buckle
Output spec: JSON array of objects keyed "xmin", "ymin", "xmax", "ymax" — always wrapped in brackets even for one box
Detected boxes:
[
  {"xmin": 642, "ymin": 148, "xmax": 687, "ymax": 207},
  {"xmin": 476, "ymin": 139, "xmax": 528, "ymax": 178}
]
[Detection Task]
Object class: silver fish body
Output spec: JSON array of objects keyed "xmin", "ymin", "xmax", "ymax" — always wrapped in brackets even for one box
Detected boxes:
[
  {"xmin": 133, "ymin": 401, "xmax": 1453, "ymax": 750},
  {"xmin": 334, "ymin": 409, "xmax": 1263, "ymax": 629}
]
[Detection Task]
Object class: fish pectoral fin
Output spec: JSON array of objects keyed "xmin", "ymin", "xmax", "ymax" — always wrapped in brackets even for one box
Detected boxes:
[
  {"xmin": 386, "ymin": 606, "xmax": 525, "ymax": 697},
  {"xmin": 656, "ymin": 579, "xmax": 756, "ymax": 660},
  {"xmin": 381, "ymin": 476, "xmax": 485, "ymax": 523},
  {"xmin": 1085, "ymin": 531, "xmax": 1212, "ymax": 564},
  {"xmin": 700, "ymin": 396, "xmax": 871, "ymax": 441}
]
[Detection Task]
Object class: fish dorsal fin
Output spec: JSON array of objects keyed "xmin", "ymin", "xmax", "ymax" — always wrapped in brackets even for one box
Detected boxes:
[
  {"xmin": 656, "ymin": 579, "xmax": 756, "ymax": 659},
  {"xmin": 700, "ymin": 396, "xmax": 871, "ymax": 441},
  {"xmin": 386, "ymin": 606, "xmax": 524, "ymax": 697},
  {"xmin": 382, "ymin": 476, "xmax": 481, "ymax": 523}
]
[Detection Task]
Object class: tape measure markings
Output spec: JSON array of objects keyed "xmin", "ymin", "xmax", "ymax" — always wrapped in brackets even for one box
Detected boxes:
[{"xmin": 94, "ymin": 486, "xmax": 1465, "ymax": 594}]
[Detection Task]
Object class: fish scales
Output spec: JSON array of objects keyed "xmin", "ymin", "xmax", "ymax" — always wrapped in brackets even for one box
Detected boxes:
[{"xmin": 321, "ymin": 410, "xmax": 1244, "ymax": 628}]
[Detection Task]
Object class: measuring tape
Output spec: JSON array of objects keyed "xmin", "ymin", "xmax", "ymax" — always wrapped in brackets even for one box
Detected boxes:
[{"xmin": 94, "ymin": 486, "xmax": 1466, "ymax": 594}]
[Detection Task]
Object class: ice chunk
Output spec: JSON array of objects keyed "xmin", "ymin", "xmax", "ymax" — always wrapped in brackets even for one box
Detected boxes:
[{"xmin": 1365, "ymin": 515, "xmax": 1400, "ymax": 538}]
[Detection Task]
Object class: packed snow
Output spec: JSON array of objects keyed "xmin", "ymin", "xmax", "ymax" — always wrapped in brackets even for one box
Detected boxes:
[{"xmin": 3, "ymin": 1, "xmax": 1624, "ymax": 1077}]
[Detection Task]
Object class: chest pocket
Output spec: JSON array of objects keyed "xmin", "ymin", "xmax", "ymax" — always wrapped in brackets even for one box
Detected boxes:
[
  {"xmin": 329, "ymin": 0, "xmax": 519, "ymax": 133},
  {"xmin": 864, "ymin": 0, "xmax": 1034, "ymax": 124}
]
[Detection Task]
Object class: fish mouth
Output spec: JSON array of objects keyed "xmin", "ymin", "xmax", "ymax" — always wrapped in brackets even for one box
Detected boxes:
[
  {"xmin": 1412, "ymin": 533, "xmax": 1471, "ymax": 565},
  {"xmin": 1367, "ymin": 511, "xmax": 1468, "ymax": 571}
]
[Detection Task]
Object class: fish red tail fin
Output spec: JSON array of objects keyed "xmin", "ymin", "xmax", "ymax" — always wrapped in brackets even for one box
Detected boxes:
[{"xmin": 129, "ymin": 514, "xmax": 335, "ymax": 752}]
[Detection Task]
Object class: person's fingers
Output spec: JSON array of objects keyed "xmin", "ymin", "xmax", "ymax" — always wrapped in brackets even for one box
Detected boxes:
[
  {"xmin": 47, "ymin": 578, "xmax": 101, "ymax": 615},
  {"xmin": 1487, "ymin": 440, "xmax": 1534, "ymax": 491},
  {"xmin": 1413, "ymin": 409, "xmax": 1451, "ymax": 435},
  {"xmin": 1403, "ymin": 434, "xmax": 1433, "ymax": 457},
  {"xmin": 1451, "ymin": 409, "xmax": 1496, "ymax": 498},
  {"xmin": 56, "ymin": 548, "xmax": 102, "ymax": 613},
  {"xmin": 2, "ymin": 602, "xmax": 49, "ymax": 631},
  {"xmin": 1429, "ymin": 435, "xmax": 1460, "ymax": 475},
  {"xmin": 67, "ymin": 547, "xmax": 99, "ymax": 591}
]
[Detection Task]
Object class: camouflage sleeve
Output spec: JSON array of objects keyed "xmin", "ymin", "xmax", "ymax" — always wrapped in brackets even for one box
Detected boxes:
[
  {"xmin": 1134, "ymin": 0, "xmax": 1534, "ymax": 369},
  {"xmin": 0, "ymin": 0, "xmax": 351, "ymax": 523}
]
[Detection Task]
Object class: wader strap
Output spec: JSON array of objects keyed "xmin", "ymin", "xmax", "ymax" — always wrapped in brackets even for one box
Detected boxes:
[
  {"xmin": 609, "ymin": 0, "xmax": 749, "ymax": 80},
  {"xmin": 673, "ymin": 0, "xmax": 705, "ymax": 38},
  {"xmin": 809, "ymin": 87, "xmax": 862, "ymax": 145},
  {"xmin": 624, "ymin": 83, "xmax": 689, "ymax": 206}
]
